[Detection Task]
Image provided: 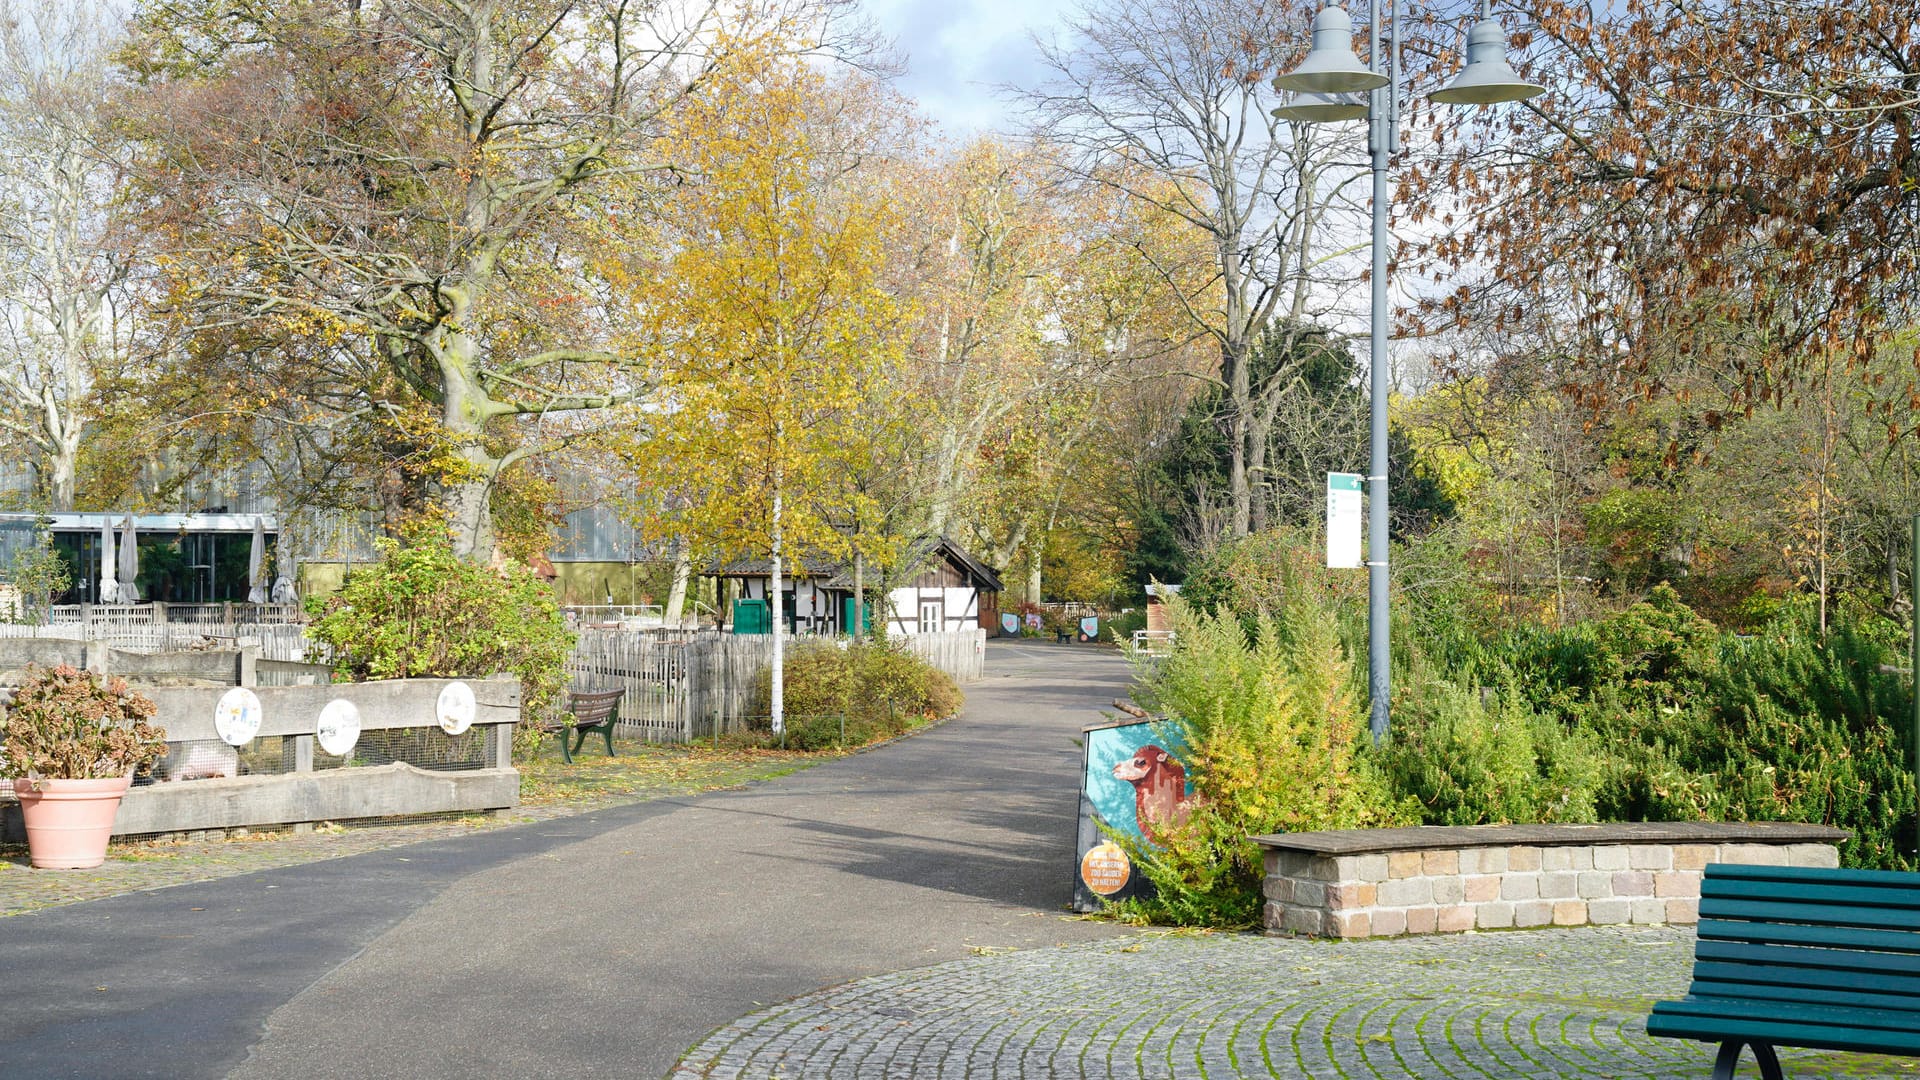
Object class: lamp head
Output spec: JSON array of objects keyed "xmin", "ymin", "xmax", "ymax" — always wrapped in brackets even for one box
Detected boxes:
[
  {"xmin": 1272, "ymin": 4, "xmax": 1388, "ymax": 95},
  {"xmin": 1429, "ymin": 18, "xmax": 1546, "ymax": 105},
  {"xmin": 1272, "ymin": 90, "xmax": 1368, "ymax": 124}
]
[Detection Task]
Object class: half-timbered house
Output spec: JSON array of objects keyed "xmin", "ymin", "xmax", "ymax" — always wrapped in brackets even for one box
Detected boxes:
[{"xmin": 708, "ymin": 537, "xmax": 1004, "ymax": 637}]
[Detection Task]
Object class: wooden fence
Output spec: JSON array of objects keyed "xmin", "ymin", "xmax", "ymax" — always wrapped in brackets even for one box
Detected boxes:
[
  {"xmin": 0, "ymin": 619, "xmax": 317, "ymax": 662},
  {"xmin": 1, "ymin": 612, "xmax": 985, "ymax": 745},
  {"xmin": 899, "ymin": 628, "xmax": 987, "ymax": 683},
  {"xmin": 566, "ymin": 629, "xmax": 988, "ymax": 744},
  {"xmin": 47, "ymin": 602, "xmax": 305, "ymax": 627}
]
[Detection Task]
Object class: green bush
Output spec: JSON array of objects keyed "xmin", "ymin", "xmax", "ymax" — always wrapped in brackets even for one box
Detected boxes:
[
  {"xmin": 746, "ymin": 639, "xmax": 963, "ymax": 749},
  {"xmin": 308, "ymin": 533, "xmax": 574, "ymax": 746},
  {"xmin": 1377, "ymin": 668, "xmax": 1602, "ymax": 827},
  {"xmin": 1407, "ymin": 580, "xmax": 1916, "ymax": 869},
  {"xmin": 1166, "ymin": 530, "xmax": 1917, "ymax": 881},
  {"xmin": 1105, "ymin": 607, "xmax": 1147, "ymax": 643},
  {"xmin": 5, "ymin": 526, "xmax": 69, "ymax": 623},
  {"xmin": 1119, "ymin": 593, "xmax": 1409, "ymax": 928}
]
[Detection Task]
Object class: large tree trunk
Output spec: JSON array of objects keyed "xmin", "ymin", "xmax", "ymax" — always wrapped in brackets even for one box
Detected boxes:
[
  {"xmin": 1247, "ymin": 402, "xmax": 1273, "ymax": 534},
  {"xmin": 433, "ymin": 268, "xmax": 504, "ymax": 561},
  {"xmin": 665, "ymin": 539, "xmax": 692, "ymax": 625},
  {"xmin": 43, "ymin": 412, "xmax": 81, "ymax": 511},
  {"xmin": 441, "ymin": 464, "xmax": 497, "ymax": 561}
]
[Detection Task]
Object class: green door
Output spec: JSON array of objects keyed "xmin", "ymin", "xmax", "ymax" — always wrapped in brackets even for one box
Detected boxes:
[
  {"xmin": 733, "ymin": 597, "xmax": 770, "ymax": 634},
  {"xmin": 841, "ymin": 596, "xmax": 872, "ymax": 636}
]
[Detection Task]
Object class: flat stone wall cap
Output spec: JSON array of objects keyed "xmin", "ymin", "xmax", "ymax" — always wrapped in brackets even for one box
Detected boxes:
[{"xmin": 1249, "ymin": 821, "xmax": 1849, "ymax": 855}]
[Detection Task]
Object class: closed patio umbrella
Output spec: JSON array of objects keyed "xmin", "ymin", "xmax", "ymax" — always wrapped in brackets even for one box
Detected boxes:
[
  {"xmin": 271, "ymin": 527, "xmax": 298, "ymax": 605},
  {"xmin": 98, "ymin": 517, "xmax": 117, "ymax": 605},
  {"xmin": 247, "ymin": 518, "xmax": 269, "ymax": 604},
  {"xmin": 116, "ymin": 516, "xmax": 139, "ymax": 602}
]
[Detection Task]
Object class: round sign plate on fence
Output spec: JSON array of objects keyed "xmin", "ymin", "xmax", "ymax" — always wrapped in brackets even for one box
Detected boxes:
[
  {"xmin": 315, "ymin": 698, "xmax": 362, "ymax": 757},
  {"xmin": 213, "ymin": 686, "xmax": 263, "ymax": 747},
  {"xmin": 437, "ymin": 681, "xmax": 476, "ymax": 736}
]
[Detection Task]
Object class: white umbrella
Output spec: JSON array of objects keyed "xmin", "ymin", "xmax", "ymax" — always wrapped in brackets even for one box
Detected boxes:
[
  {"xmin": 247, "ymin": 518, "xmax": 269, "ymax": 604},
  {"xmin": 116, "ymin": 516, "xmax": 140, "ymax": 602},
  {"xmin": 98, "ymin": 517, "xmax": 117, "ymax": 605},
  {"xmin": 271, "ymin": 528, "xmax": 298, "ymax": 605}
]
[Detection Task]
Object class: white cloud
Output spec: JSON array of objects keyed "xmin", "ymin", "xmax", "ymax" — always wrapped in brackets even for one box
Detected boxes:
[{"xmin": 861, "ymin": 0, "xmax": 1076, "ymax": 136}]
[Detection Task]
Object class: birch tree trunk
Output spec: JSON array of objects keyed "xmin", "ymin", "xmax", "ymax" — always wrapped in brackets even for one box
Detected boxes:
[{"xmin": 770, "ymin": 470, "xmax": 786, "ymax": 738}]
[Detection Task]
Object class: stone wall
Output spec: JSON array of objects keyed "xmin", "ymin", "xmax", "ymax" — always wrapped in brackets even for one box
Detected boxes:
[{"xmin": 1255, "ymin": 823, "xmax": 1848, "ymax": 939}]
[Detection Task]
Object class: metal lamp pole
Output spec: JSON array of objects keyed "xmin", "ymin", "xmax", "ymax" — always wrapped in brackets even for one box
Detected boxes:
[{"xmin": 1273, "ymin": 0, "xmax": 1543, "ymax": 743}]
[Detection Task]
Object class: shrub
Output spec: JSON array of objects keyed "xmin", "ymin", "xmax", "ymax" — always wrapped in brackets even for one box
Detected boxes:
[
  {"xmin": 5, "ymin": 526, "xmax": 70, "ymax": 623},
  {"xmin": 746, "ymin": 639, "xmax": 963, "ymax": 749},
  {"xmin": 1179, "ymin": 527, "xmax": 1366, "ymax": 632},
  {"xmin": 1402, "ymin": 579, "xmax": 1916, "ymax": 869},
  {"xmin": 0, "ymin": 664, "xmax": 166, "ymax": 781},
  {"xmin": 1105, "ymin": 607, "xmax": 1147, "ymax": 644},
  {"xmin": 1591, "ymin": 583, "xmax": 1722, "ymax": 708},
  {"xmin": 1376, "ymin": 667, "xmax": 1601, "ymax": 826},
  {"xmin": 307, "ymin": 533, "xmax": 574, "ymax": 745},
  {"xmin": 1119, "ymin": 593, "xmax": 1408, "ymax": 928}
]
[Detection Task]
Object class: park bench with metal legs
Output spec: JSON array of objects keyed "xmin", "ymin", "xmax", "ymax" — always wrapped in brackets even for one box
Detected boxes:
[
  {"xmin": 1647, "ymin": 862, "xmax": 1920, "ymax": 1079},
  {"xmin": 543, "ymin": 688, "xmax": 624, "ymax": 764}
]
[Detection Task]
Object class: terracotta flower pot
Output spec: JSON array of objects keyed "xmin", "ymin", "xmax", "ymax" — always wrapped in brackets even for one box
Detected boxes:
[{"xmin": 14, "ymin": 775, "xmax": 132, "ymax": 870}]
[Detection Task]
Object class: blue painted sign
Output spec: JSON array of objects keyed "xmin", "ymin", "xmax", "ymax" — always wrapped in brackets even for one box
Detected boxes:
[{"xmin": 1072, "ymin": 717, "xmax": 1194, "ymax": 912}]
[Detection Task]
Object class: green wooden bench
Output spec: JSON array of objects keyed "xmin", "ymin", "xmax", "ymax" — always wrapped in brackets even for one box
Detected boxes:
[
  {"xmin": 541, "ymin": 688, "xmax": 624, "ymax": 764},
  {"xmin": 1647, "ymin": 862, "xmax": 1920, "ymax": 1079}
]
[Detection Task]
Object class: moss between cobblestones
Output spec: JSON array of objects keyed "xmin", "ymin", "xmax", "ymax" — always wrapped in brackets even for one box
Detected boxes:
[{"xmin": 678, "ymin": 928, "xmax": 1920, "ymax": 1079}]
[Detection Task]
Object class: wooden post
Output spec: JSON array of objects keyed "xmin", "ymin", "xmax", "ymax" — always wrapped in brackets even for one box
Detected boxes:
[{"xmin": 490, "ymin": 722, "xmax": 512, "ymax": 770}]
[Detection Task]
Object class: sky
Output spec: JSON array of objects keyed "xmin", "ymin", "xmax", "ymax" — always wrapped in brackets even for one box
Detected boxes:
[{"xmin": 858, "ymin": 0, "xmax": 1078, "ymax": 136}]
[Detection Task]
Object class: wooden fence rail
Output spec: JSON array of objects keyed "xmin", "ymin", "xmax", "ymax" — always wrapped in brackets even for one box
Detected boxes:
[
  {"xmin": 46, "ymin": 602, "xmax": 304, "ymax": 627},
  {"xmin": 566, "ymin": 629, "xmax": 988, "ymax": 744},
  {"xmin": 0, "ymin": 620, "xmax": 318, "ymax": 662},
  {"xmin": 1, "ymin": 616, "xmax": 986, "ymax": 746}
]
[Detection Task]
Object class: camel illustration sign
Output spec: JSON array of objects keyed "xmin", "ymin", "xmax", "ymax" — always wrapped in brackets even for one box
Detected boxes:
[
  {"xmin": 1327, "ymin": 472, "xmax": 1363, "ymax": 569},
  {"xmin": 1071, "ymin": 717, "xmax": 1194, "ymax": 912}
]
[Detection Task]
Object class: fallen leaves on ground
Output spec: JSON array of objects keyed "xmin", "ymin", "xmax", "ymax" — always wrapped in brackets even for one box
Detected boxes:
[{"xmin": 517, "ymin": 738, "xmax": 828, "ymax": 807}]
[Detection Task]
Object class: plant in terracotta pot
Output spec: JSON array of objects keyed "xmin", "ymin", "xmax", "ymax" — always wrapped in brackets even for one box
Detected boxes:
[{"xmin": 1, "ymin": 664, "xmax": 166, "ymax": 869}]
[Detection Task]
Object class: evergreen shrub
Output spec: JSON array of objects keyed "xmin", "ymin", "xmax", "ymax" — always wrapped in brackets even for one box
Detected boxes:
[{"xmin": 1376, "ymin": 668, "xmax": 1601, "ymax": 826}]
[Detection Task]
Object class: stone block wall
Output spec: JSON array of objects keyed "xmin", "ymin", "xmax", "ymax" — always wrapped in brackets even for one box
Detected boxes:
[{"xmin": 1259, "ymin": 827, "xmax": 1844, "ymax": 939}]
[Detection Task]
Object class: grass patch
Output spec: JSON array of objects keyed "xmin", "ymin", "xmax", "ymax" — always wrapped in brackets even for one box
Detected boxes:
[{"xmin": 517, "ymin": 734, "xmax": 828, "ymax": 808}]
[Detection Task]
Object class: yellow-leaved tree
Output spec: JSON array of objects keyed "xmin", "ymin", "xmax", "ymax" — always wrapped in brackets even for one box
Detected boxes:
[{"xmin": 623, "ymin": 42, "xmax": 912, "ymax": 735}]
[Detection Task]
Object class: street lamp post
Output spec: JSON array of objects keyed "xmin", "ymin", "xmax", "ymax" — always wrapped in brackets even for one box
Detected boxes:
[{"xmin": 1272, "ymin": 0, "xmax": 1542, "ymax": 743}]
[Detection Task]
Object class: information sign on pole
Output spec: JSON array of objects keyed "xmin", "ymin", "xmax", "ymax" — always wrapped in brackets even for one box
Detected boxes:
[{"xmin": 1327, "ymin": 472, "xmax": 1364, "ymax": 569}]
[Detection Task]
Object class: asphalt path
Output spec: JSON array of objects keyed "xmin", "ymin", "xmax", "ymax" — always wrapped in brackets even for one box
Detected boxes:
[{"xmin": 0, "ymin": 639, "xmax": 1134, "ymax": 1079}]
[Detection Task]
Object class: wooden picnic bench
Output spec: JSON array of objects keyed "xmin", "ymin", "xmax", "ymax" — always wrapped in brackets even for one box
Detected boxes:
[
  {"xmin": 540, "ymin": 688, "xmax": 624, "ymax": 764},
  {"xmin": 1647, "ymin": 862, "xmax": 1920, "ymax": 1079}
]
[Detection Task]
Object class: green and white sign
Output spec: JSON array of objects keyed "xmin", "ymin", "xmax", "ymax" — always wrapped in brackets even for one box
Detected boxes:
[{"xmin": 1327, "ymin": 472, "xmax": 1363, "ymax": 569}]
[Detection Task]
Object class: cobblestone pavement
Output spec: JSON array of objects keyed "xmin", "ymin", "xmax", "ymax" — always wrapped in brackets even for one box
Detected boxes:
[{"xmin": 678, "ymin": 926, "xmax": 1919, "ymax": 1079}]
